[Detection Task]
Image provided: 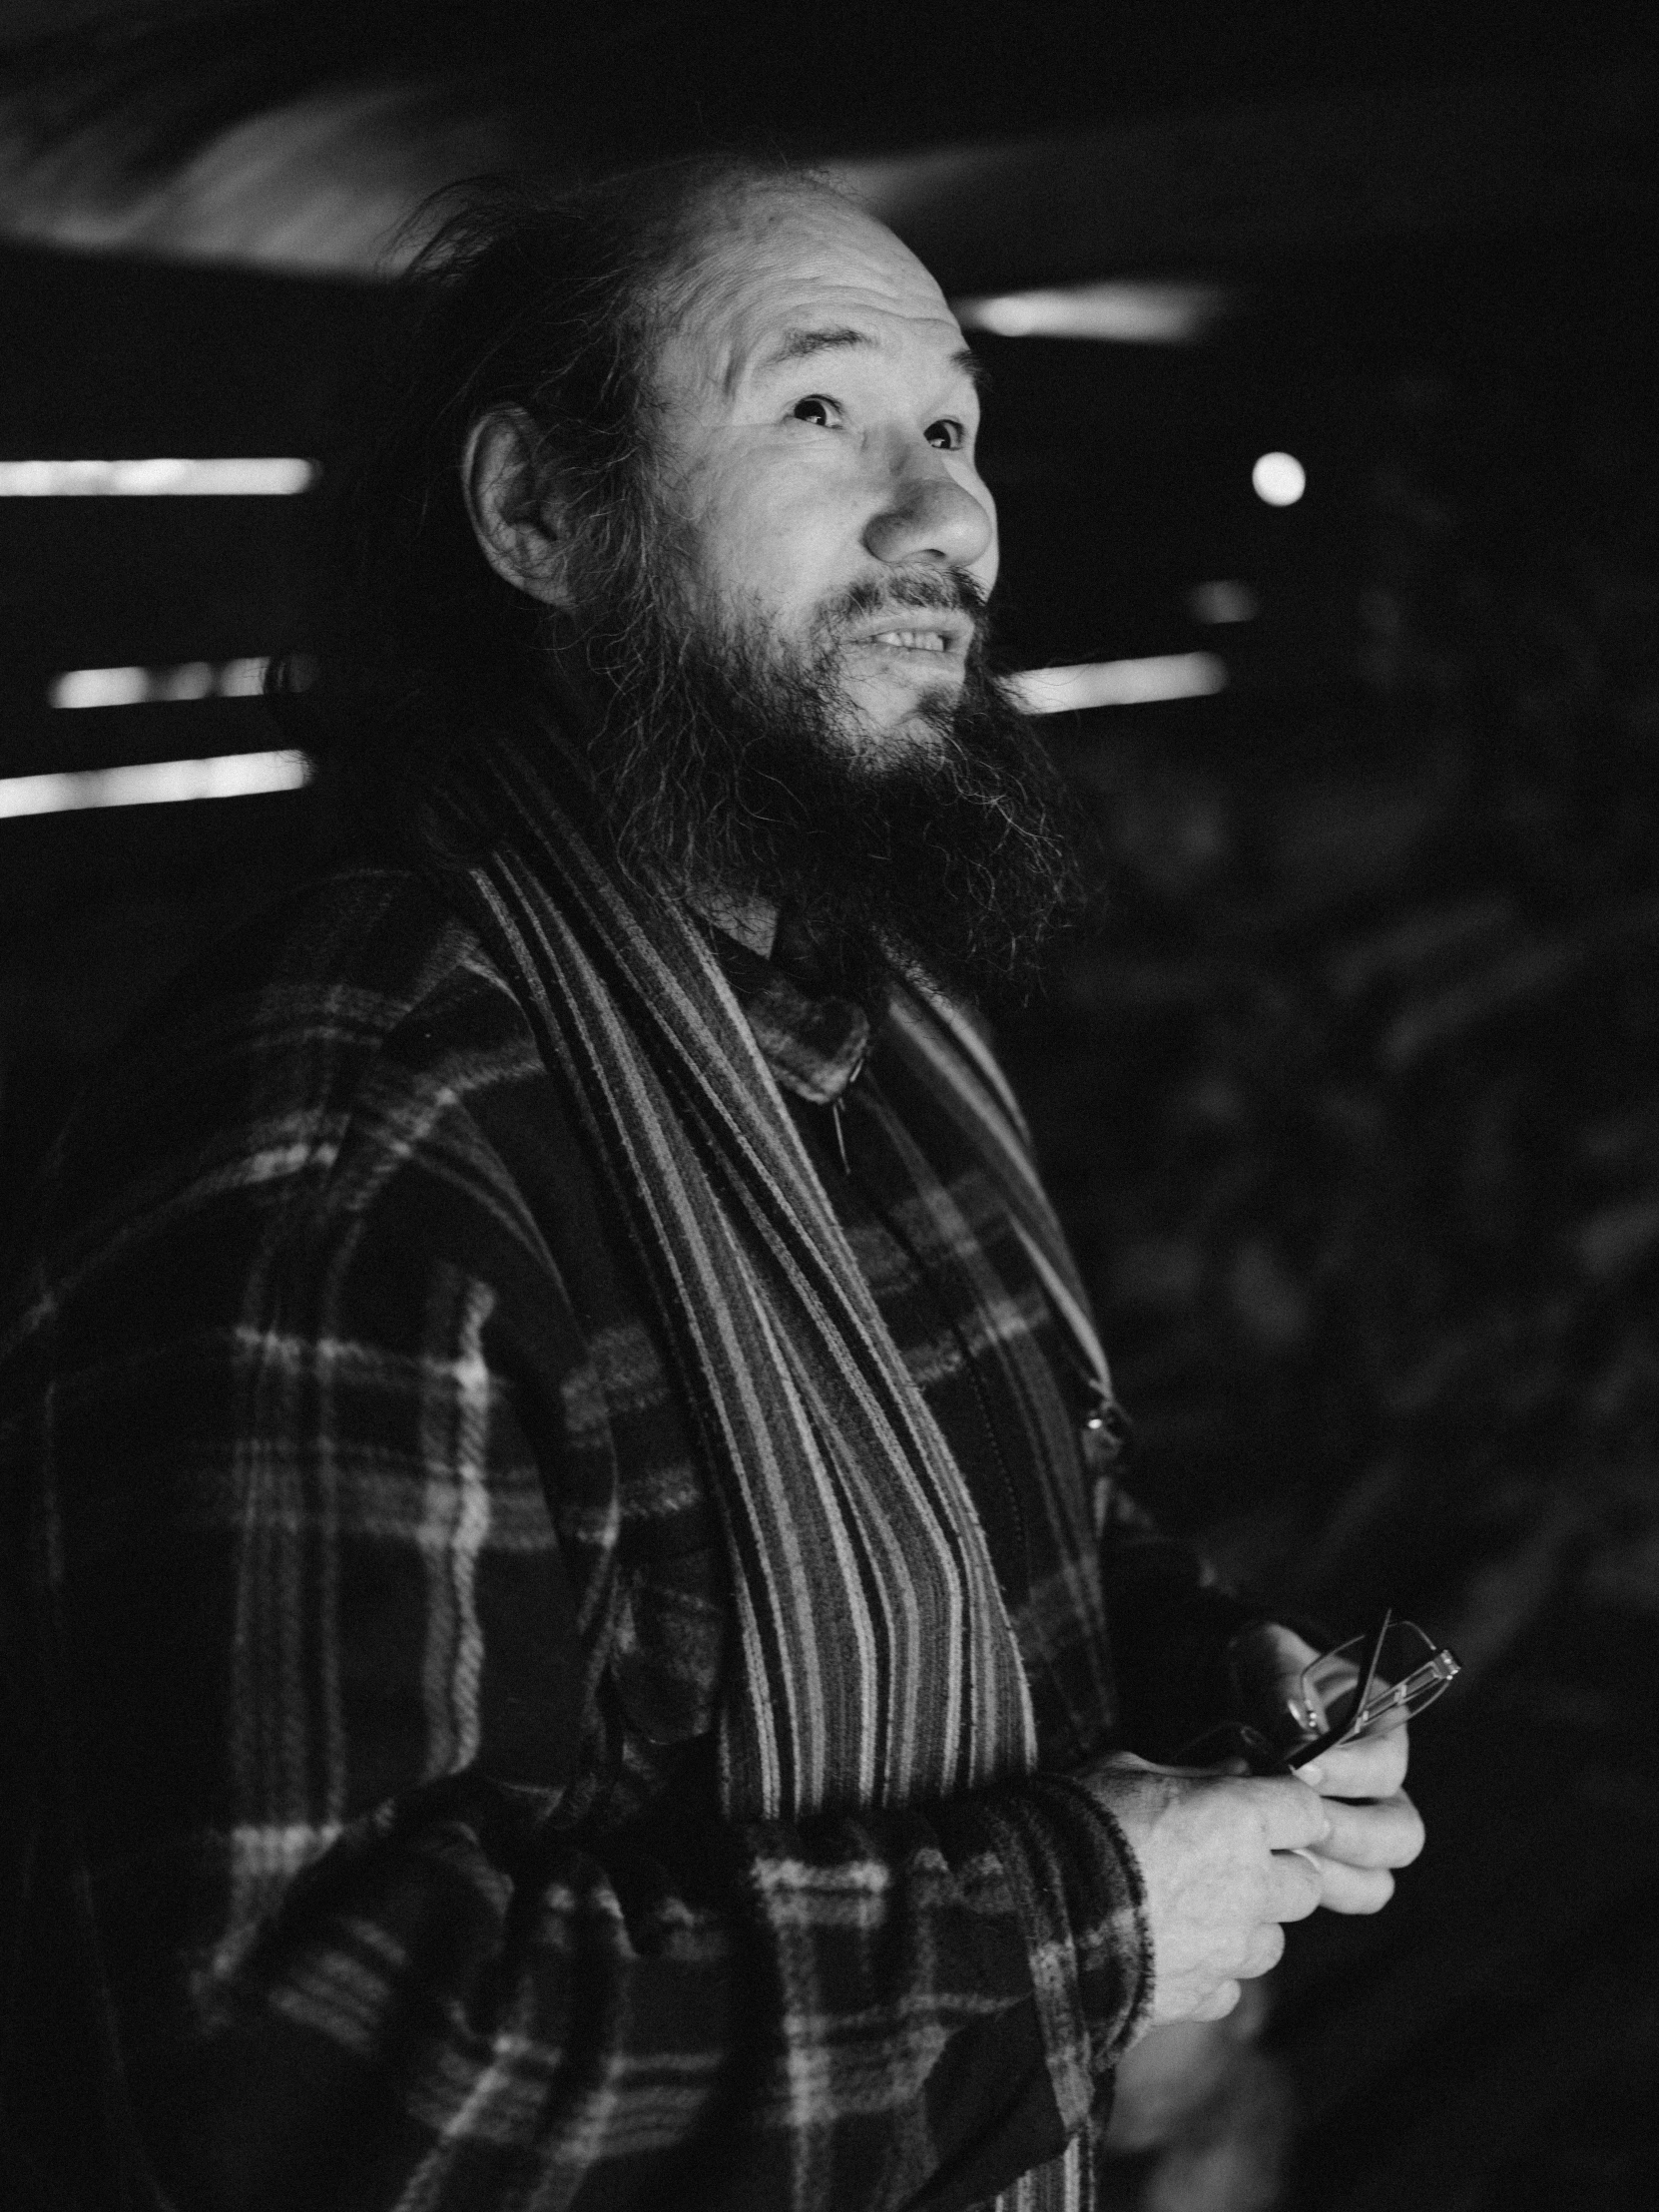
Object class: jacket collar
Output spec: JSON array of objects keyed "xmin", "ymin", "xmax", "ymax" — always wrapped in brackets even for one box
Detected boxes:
[{"xmin": 709, "ymin": 928, "xmax": 871, "ymax": 1108}]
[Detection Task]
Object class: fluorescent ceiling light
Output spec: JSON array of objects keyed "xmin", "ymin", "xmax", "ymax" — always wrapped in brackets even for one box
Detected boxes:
[
  {"xmin": 0, "ymin": 751, "xmax": 309, "ymax": 820},
  {"xmin": 0, "ymin": 458, "xmax": 315, "ymax": 496},
  {"xmin": 50, "ymin": 659, "xmax": 272, "ymax": 708},
  {"xmin": 1007, "ymin": 654, "xmax": 1228, "ymax": 714},
  {"xmin": 954, "ymin": 281, "xmax": 1230, "ymax": 343}
]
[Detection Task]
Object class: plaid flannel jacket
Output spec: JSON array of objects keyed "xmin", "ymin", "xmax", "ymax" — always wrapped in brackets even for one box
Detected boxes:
[{"xmin": 1, "ymin": 864, "xmax": 1253, "ymax": 2212}]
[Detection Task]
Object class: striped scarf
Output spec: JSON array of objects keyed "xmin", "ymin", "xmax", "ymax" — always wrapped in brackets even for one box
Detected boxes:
[{"xmin": 448, "ymin": 736, "xmax": 1107, "ymax": 2210}]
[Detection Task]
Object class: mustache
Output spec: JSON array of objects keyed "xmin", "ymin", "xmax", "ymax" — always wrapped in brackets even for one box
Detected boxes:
[{"xmin": 815, "ymin": 569, "xmax": 991, "ymax": 644}]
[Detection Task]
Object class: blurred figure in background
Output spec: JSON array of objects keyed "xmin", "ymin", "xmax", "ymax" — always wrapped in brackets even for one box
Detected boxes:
[{"xmin": 0, "ymin": 155, "xmax": 1421, "ymax": 2211}]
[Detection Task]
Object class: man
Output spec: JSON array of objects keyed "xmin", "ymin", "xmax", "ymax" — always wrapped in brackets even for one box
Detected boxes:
[{"xmin": 0, "ymin": 156, "xmax": 1421, "ymax": 2211}]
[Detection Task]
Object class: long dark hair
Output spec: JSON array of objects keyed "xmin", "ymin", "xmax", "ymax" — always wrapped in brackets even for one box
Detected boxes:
[{"xmin": 268, "ymin": 151, "xmax": 822, "ymax": 860}]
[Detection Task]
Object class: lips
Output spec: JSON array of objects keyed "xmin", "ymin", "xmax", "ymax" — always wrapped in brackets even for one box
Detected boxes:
[{"xmin": 848, "ymin": 615, "xmax": 971, "ymax": 658}]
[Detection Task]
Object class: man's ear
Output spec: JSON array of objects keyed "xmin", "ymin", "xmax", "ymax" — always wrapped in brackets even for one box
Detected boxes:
[{"xmin": 461, "ymin": 405, "xmax": 575, "ymax": 609}]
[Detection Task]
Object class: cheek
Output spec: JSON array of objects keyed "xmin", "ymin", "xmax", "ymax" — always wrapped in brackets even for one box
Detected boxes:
[{"xmin": 687, "ymin": 471, "xmax": 843, "ymax": 619}]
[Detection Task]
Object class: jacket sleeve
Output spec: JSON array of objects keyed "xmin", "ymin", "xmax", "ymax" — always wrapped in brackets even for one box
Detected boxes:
[{"xmin": 20, "ymin": 1044, "xmax": 1152, "ymax": 2212}]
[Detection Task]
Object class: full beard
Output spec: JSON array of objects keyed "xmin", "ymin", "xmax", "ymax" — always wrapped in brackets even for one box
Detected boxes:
[{"xmin": 552, "ymin": 542, "xmax": 1089, "ymax": 1014}]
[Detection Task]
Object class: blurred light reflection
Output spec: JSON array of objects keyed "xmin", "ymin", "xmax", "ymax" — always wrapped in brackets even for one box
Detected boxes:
[
  {"xmin": 0, "ymin": 752, "xmax": 309, "ymax": 819},
  {"xmin": 1252, "ymin": 452, "xmax": 1307, "ymax": 506},
  {"xmin": 955, "ymin": 281, "xmax": 1230, "ymax": 343},
  {"xmin": 50, "ymin": 659, "xmax": 271, "ymax": 708},
  {"xmin": 0, "ymin": 458, "xmax": 315, "ymax": 496},
  {"xmin": 1189, "ymin": 580, "xmax": 1261, "ymax": 624},
  {"xmin": 1008, "ymin": 654, "xmax": 1228, "ymax": 713}
]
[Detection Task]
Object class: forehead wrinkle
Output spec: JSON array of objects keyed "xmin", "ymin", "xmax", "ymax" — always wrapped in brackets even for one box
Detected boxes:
[
  {"xmin": 653, "ymin": 194, "xmax": 974, "ymax": 409},
  {"xmin": 727, "ymin": 303, "xmax": 980, "ymax": 407},
  {"xmin": 763, "ymin": 324, "xmax": 876, "ymax": 371},
  {"xmin": 754, "ymin": 325, "xmax": 984, "ymax": 393}
]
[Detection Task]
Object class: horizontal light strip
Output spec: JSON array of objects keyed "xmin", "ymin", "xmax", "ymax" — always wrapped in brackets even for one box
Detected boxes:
[
  {"xmin": 955, "ymin": 281, "xmax": 1230, "ymax": 344},
  {"xmin": 0, "ymin": 751, "xmax": 309, "ymax": 820},
  {"xmin": 0, "ymin": 457, "xmax": 315, "ymax": 497},
  {"xmin": 1007, "ymin": 653, "xmax": 1228, "ymax": 714},
  {"xmin": 50, "ymin": 658, "xmax": 271, "ymax": 708}
]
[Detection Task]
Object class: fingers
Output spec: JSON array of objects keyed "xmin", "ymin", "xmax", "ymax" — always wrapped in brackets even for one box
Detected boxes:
[
  {"xmin": 1307, "ymin": 1718, "xmax": 1410, "ymax": 1798},
  {"xmin": 1191, "ymin": 1979, "xmax": 1243, "ymax": 2021},
  {"xmin": 1309, "ymin": 1858, "xmax": 1396, "ymax": 1915},
  {"xmin": 1246, "ymin": 1774, "xmax": 1334, "ymax": 1853},
  {"xmin": 1318, "ymin": 1790, "xmax": 1425, "ymax": 1873},
  {"xmin": 1243, "ymin": 1922, "xmax": 1287, "ymax": 1977},
  {"xmin": 1268, "ymin": 1849, "xmax": 1326, "ymax": 1923},
  {"xmin": 1097, "ymin": 1755, "xmax": 1418, "ymax": 2034}
]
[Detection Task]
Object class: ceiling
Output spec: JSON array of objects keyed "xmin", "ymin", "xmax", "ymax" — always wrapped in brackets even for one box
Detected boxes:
[{"xmin": 0, "ymin": 2, "xmax": 1652, "ymax": 276}]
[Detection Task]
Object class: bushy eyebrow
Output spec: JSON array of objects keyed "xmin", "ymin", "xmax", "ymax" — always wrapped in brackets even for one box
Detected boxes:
[{"xmin": 758, "ymin": 324, "xmax": 987, "ymax": 392}]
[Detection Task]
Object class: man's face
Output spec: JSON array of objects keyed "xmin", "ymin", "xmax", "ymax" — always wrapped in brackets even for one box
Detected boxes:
[
  {"xmin": 484, "ymin": 182, "xmax": 1083, "ymax": 1010},
  {"xmin": 646, "ymin": 190, "xmax": 1000, "ymax": 752}
]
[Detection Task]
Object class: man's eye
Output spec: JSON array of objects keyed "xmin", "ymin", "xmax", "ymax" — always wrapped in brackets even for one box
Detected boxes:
[
  {"xmin": 925, "ymin": 417, "xmax": 966, "ymax": 452},
  {"xmin": 791, "ymin": 395, "xmax": 838, "ymax": 427}
]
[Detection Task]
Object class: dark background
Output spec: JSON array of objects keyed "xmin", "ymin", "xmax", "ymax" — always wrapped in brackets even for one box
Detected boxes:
[{"xmin": 2, "ymin": 6, "xmax": 1657, "ymax": 2206}]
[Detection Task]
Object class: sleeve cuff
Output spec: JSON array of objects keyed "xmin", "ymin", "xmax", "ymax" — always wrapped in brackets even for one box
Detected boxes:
[{"xmin": 964, "ymin": 1776, "xmax": 1155, "ymax": 2134}]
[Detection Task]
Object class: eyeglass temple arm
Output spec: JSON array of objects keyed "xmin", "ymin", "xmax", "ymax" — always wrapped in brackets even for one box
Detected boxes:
[{"xmin": 1354, "ymin": 1606, "xmax": 1393, "ymax": 1720}]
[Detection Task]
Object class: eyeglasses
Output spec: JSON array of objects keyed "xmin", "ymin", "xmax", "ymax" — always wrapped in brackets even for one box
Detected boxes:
[
  {"xmin": 1278, "ymin": 1609, "xmax": 1461, "ymax": 1772},
  {"xmin": 1172, "ymin": 1608, "xmax": 1461, "ymax": 1774}
]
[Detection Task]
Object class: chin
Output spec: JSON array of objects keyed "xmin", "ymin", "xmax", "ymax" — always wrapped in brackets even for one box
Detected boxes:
[
  {"xmin": 841, "ymin": 691, "xmax": 960, "ymax": 759},
  {"xmin": 834, "ymin": 718, "xmax": 949, "ymax": 772}
]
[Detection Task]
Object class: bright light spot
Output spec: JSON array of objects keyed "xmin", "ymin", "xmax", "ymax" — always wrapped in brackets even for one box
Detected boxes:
[
  {"xmin": 49, "ymin": 658, "xmax": 273, "ymax": 708},
  {"xmin": 955, "ymin": 281, "xmax": 1231, "ymax": 344},
  {"xmin": 1188, "ymin": 580, "xmax": 1260, "ymax": 625},
  {"xmin": 49, "ymin": 666, "xmax": 152, "ymax": 709},
  {"xmin": 1007, "ymin": 653, "xmax": 1228, "ymax": 715},
  {"xmin": 0, "ymin": 751, "xmax": 310, "ymax": 820},
  {"xmin": 1252, "ymin": 451, "xmax": 1307, "ymax": 506},
  {"xmin": 0, "ymin": 457, "xmax": 315, "ymax": 496}
]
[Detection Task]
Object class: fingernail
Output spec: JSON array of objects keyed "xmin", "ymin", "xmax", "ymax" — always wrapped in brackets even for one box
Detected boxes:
[{"xmin": 1299, "ymin": 1763, "xmax": 1325, "ymax": 1787}]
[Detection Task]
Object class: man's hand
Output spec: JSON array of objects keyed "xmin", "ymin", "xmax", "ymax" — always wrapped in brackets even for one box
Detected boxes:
[
  {"xmin": 1078, "ymin": 1755, "xmax": 1331, "ymax": 2029},
  {"xmin": 1229, "ymin": 1623, "xmax": 1426, "ymax": 1915}
]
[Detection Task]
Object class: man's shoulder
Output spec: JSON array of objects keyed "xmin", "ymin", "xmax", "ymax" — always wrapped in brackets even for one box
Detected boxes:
[
  {"xmin": 165, "ymin": 861, "xmax": 506, "ymax": 1038},
  {"xmin": 15, "ymin": 865, "xmax": 550, "ymax": 1278},
  {"xmin": 107, "ymin": 860, "xmax": 538, "ymax": 1115}
]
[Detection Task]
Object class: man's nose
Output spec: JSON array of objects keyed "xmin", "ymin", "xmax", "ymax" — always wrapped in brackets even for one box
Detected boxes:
[{"xmin": 862, "ymin": 454, "xmax": 995, "ymax": 572}]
